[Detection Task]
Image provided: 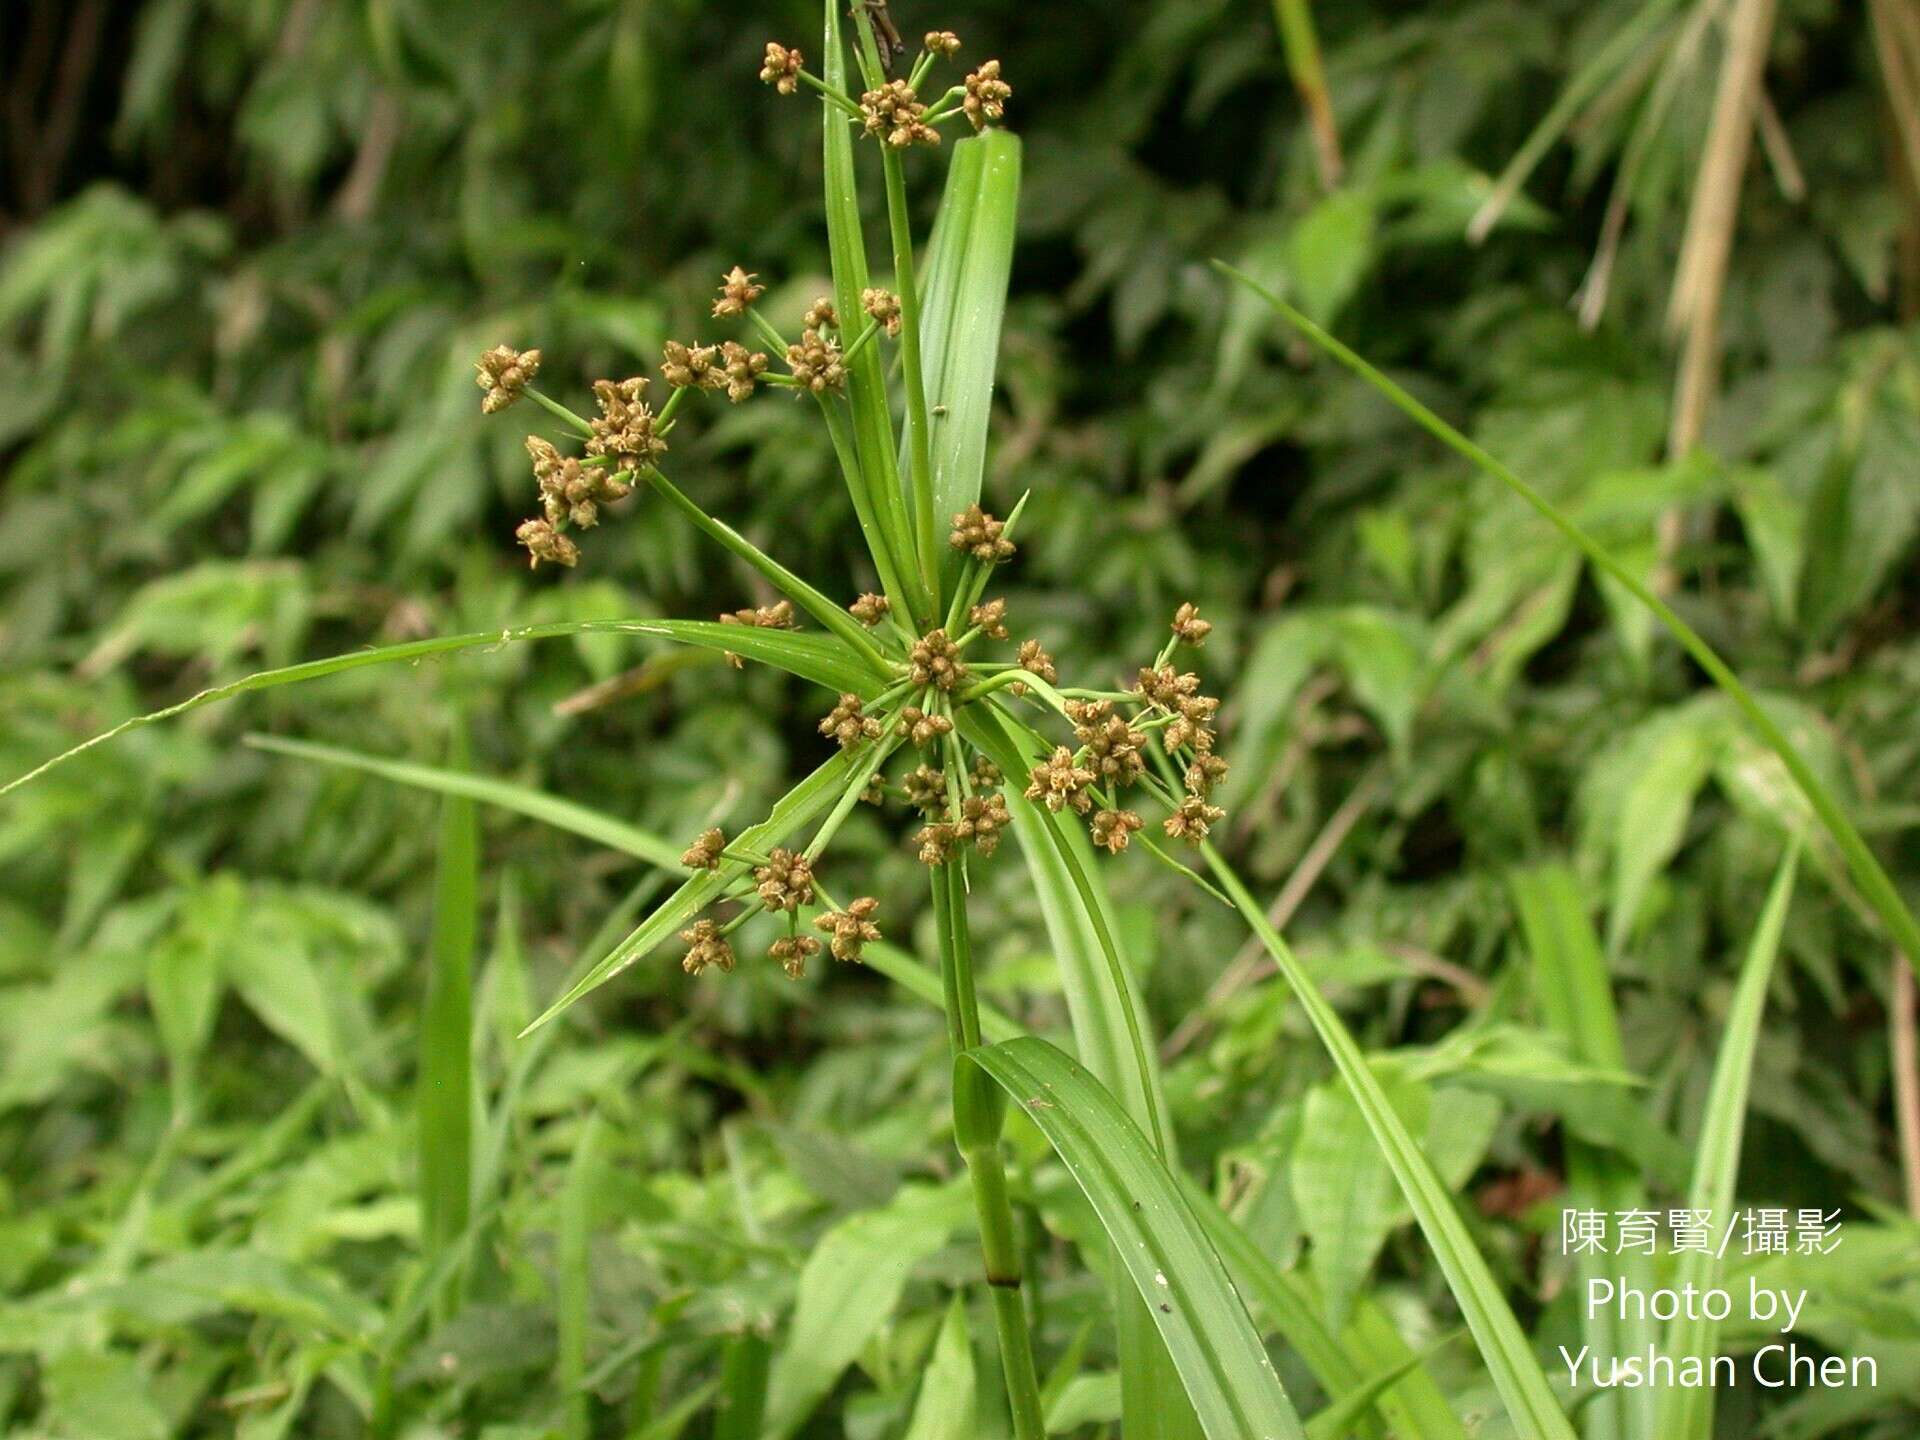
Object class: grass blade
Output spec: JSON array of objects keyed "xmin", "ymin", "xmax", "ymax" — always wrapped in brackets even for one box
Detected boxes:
[
  {"xmin": 960, "ymin": 1036, "xmax": 1306, "ymax": 1440},
  {"xmin": 1200, "ymin": 843, "xmax": 1578, "ymax": 1440},
  {"xmin": 1214, "ymin": 262, "xmax": 1920, "ymax": 985},
  {"xmin": 2, "ymin": 618, "xmax": 879, "ymax": 799},
  {"xmin": 558, "ymin": 1108, "xmax": 604, "ymax": 1440},
  {"xmin": 1656, "ymin": 843, "xmax": 1800, "ymax": 1440},
  {"xmin": 419, "ymin": 731, "xmax": 477, "ymax": 1324},
  {"xmin": 246, "ymin": 734, "xmax": 683, "ymax": 868},
  {"xmin": 1510, "ymin": 863, "xmax": 1657, "ymax": 1440},
  {"xmin": 914, "ymin": 130, "xmax": 1022, "ymax": 592}
]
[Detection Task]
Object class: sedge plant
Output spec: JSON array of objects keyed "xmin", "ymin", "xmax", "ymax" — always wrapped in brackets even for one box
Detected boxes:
[{"xmin": 24, "ymin": 7, "xmax": 1913, "ymax": 1439}]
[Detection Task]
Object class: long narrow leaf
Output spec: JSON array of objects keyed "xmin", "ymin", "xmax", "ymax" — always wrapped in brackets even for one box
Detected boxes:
[
  {"xmin": 2, "ymin": 618, "xmax": 879, "ymax": 799},
  {"xmin": 1200, "ymin": 844, "xmax": 1578, "ymax": 1440},
  {"xmin": 1215, "ymin": 263, "xmax": 1920, "ymax": 984},
  {"xmin": 1656, "ymin": 844, "xmax": 1799, "ymax": 1440},
  {"xmin": 961, "ymin": 1036, "xmax": 1306, "ymax": 1440},
  {"xmin": 419, "ymin": 732, "xmax": 477, "ymax": 1322}
]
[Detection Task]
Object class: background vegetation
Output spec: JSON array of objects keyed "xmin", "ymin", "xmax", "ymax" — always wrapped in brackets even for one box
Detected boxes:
[{"xmin": 2, "ymin": 0, "xmax": 1917, "ymax": 1436}]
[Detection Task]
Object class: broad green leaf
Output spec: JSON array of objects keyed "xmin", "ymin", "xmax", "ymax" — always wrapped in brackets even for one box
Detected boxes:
[
  {"xmin": 762, "ymin": 1182, "xmax": 970, "ymax": 1438},
  {"xmin": 2, "ymin": 618, "xmax": 876, "ymax": 800},
  {"xmin": 225, "ymin": 918, "xmax": 338, "ymax": 1075},
  {"xmin": 1200, "ymin": 845, "xmax": 1577, "ymax": 1440},
  {"xmin": 1656, "ymin": 844, "xmax": 1799, "ymax": 1440},
  {"xmin": 1287, "ymin": 189, "xmax": 1375, "ymax": 324},
  {"xmin": 419, "ymin": 735, "xmax": 477, "ymax": 1322},
  {"xmin": 903, "ymin": 1296, "xmax": 977, "ymax": 1440},
  {"xmin": 1214, "ymin": 264, "xmax": 1920, "ymax": 985},
  {"xmin": 147, "ymin": 873, "xmax": 238, "ymax": 1118},
  {"xmin": 39, "ymin": 1350, "xmax": 168, "ymax": 1440},
  {"xmin": 960, "ymin": 1037, "xmax": 1306, "ymax": 1440},
  {"xmin": 915, "ymin": 129, "xmax": 1021, "ymax": 590}
]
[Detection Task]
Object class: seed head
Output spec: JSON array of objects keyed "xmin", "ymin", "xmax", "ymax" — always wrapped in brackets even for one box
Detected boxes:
[
  {"xmin": 719, "ymin": 341, "xmax": 769, "ymax": 402},
  {"xmin": 1135, "ymin": 664, "xmax": 1202, "ymax": 709},
  {"xmin": 1016, "ymin": 639, "xmax": 1057, "ymax": 684},
  {"xmin": 786, "ymin": 329, "xmax": 847, "ymax": 396},
  {"xmin": 720, "ymin": 600, "xmax": 797, "ymax": 630},
  {"xmin": 850, "ymin": 593, "xmax": 891, "ymax": 627},
  {"xmin": 662, "ymin": 340, "xmax": 721, "ymax": 391},
  {"xmin": 952, "ymin": 792, "xmax": 1011, "ymax": 857},
  {"xmin": 962, "ymin": 61, "xmax": 1011, "ymax": 131},
  {"xmin": 970, "ymin": 753, "xmax": 1003, "ymax": 788},
  {"xmin": 925, "ymin": 31, "xmax": 962, "ymax": 56},
  {"xmin": 533, "ymin": 448, "xmax": 631, "ymax": 529},
  {"xmin": 476, "ymin": 344, "xmax": 540, "ymax": 413},
  {"xmin": 679, "ymin": 918, "xmax": 736, "ymax": 975},
  {"xmin": 753, "ymin": 848, "xmax": 815, "ymax": 912},
  {"xmin": 897, "ymin": 706, "xmax": 953, "ymax": 747},
  {"xmin": 950, "ymin": 505, "xmax": 1015, "ymax": 564},
  {"xmin": 1171, "ymin": 602, "xmax": 1212, "ymax": 646},
  {"xmin": 819, "ymin": 692, "xmax": 883, "ymax": 748},
  {"xmin": 861, "ymin": 79, "xmax": 939, "ymax": 148},
  {"xmin": 969, "ymin": 598, "xmax": 1009, "ymax": 640},
  {"xmin": 914, "ymin": 822, "xmax": 956, "ymax": 866},
  {"xmin": 803, "ymin": 297, "xmax": 839, "ymax": 331},
  {"xmin": 769, "ymin": 934, "xmax": 821, "ymax": 979},
  {"xmin": 1025, "ymin": 745, "xmax": 1095, "ymax": 814},
  {"xmin": 909, "ymin": 628, "xmax": 968, "ymax": 690},
  {"xmin": 1091, "ymin": 808, "xmax": 1144, "ymax": 854},
  {"xmin": 681, "ymin": 827, "xmax": 727, "ymax": 870},
  {"xmin": 903, "ymin": 764, "xmax": 948, "ymax": 814},
  {"xmin": 1163, "ymin": 794, "xmax": 1225, "ymax": 845},
  {"xmin": 1185, "ymin": 753, "xmax": 1230, "ymax": 796},
  {"xmin": 516, "ymin": 518, "xmax": 579, "ymax": 569},
  {"xmin": 587, "ymin": 377, "xmax": 666, "ymax": 471},
  {"xmin": 713, "ymin": 265, "xmax": 765, "ymax": 317},
  {"xmin": 1069, "ymin": 700, "xmax": 1147, "ymax": 787},
  {"xmin": 861, "ymin": 287, "xmax": 902, "ymax": 338},
  {"xmin": 815, "ymin": 896, "xmax": 881, "ymax": 961},
  {"xmin": 760, "ymin": 42, "xmax": 804, "ymax": 94}
]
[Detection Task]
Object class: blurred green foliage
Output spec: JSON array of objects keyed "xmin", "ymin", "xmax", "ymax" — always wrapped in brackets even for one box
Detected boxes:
[{"xmin": 2, "ymin": 0, "xmax": 1918, "ymax": 1435}]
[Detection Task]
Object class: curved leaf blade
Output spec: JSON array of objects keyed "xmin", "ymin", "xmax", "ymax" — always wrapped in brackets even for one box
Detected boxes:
[{"xmin": 961, "ymin": 1036, "xmax": 1306, "ymax": 1440}]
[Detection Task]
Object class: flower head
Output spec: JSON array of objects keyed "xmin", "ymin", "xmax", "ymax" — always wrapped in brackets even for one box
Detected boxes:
[
  {"xmin": 861, "ymin": 79, "xmax": 939, "ymax": 148},
  {"xmin": 897, "ymin": 706, "xmax": 953, "ymax": 747},
  {"xmin": 681, "ymin": 827, "xmax": 727, "ymax": 870},
  {"xmin": 713, "ymin": 266, "xmax": 765, "ymax": 317},
  {"xmin": 754, "ymin": 848, "xmax": 815, "ymax": 912},
  {"xmin": 786, "ymin": 329, "xmax": 847, "ymax": 396},
  {"xmin": 719, "ymin": 342, "xmax": 768, "ymax": 402},
  {"xmin": 1025, "ymin": 746, "xmax": 1095, "ymax": 814},
  {"xmin": 909, "ymin": 628, "xmax": 968, "ymax": 690},
  {"xmin": 476, "ymin": 344, "xmax": 539, "ymax": 413},
  {"xmin": 815, "ymin": 897, "xmax": 882, "ymax": 961},
  {"xmin": 950, "ymin": 505, "xmax": 1015, "ymax": 564},
  {"xmin": 819, "ymin": 692, "xmax": 883, "ymax": 749},
  {"xmin": 587, "ymin": 377, "xmax": 665, "ymax": 471},
  {"xmin": 770, "ymin": 934, "xmax": 821, "ymax": 979},
  {"xmin": 1171, "ymin": 602, "xmax": 1212, "ymax": 646},
  {"xmin": 759, "ymin": 43, "xmax": 804, "ymax": 94},
  {"xmin": 850, "ymin": 593, "xmax": 891, "ymax": 627},
  {"xmin": 679, "ymin": 918, "xmax": 736, "ymax": 975},
  {"xmin": 962, "ymin": 61, "xmax": 1011, "ymax": 131},
  {"xmin": 515, "ymin": 518, "xmax": 579, "ymax": 569},
  {"xmin": 861, "ymin": 287, "xmax": 902, "ymax": 338},
  {"xmin": 969, "ymin": 598, "xmax": 1009, "ymax": 639},
  {"xmin": 924, "ymin": 31, "xmax": 962, "ymax": 56},
  {"xmin": 1091, "ymin": 808, "xmax": 1144, "ymax": 854}
]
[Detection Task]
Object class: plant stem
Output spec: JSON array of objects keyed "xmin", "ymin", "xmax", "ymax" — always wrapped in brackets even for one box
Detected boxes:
[
  {"xmin": 932, "ymin": 862, "xmax": 1045, "ymax": 1440},
  {"xmin": 882, "ymin": 147, "xmax": 941, "ymax": 610}
]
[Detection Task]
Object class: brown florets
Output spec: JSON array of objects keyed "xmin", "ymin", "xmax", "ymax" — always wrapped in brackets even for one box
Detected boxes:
[
  {"xmin": 530, "ymin": 445, "xmax": 632, "ymax": 530},
  {"xmin": 819, "ymin": 692, "xmax": 883, "ymax": 749},
  {"xmin": 897, "ymin": 706, "xmax": 953, "ymax": 747},
  {"xmin": 1069, "ymin": 699, "xmax": 1147, "ymax": 788},
  {"xmin": 914, "ymin": 821, "xmax": 956, "ymax": 866},
  {"xmin": 720, "ymin": 600, "xmax": 797, "ymax": 630},
  {"xmin": 769, "ymin": 934, "xmax": 821, "ymax": 979},
  {"xmin": 753, "ymin": 848, "xmax": 815, "ymax": 912},
  {"xmin": 1163, "ymin": 794, "xmax": 1225, "ymax": 845},
  {"xmin": 1171, "ymin": 602, "xmax": 1212, "ymax": 646},
  {"xmin": 962, "ymin": 61, "xmax": 1011, "ymax": 131},
  {"xmin": 850, "ymin": 593, "xmax": 891, "ymax": 627},
  {"xmin": 861, "ymin": 287, "xmax": 902, "ymax": 338},
  {"xmin": 477, "ymin": 344, "xmax": 540, "ymax": 413},
  {"xmin": 587, "ymin": 377, "xmax": 666, "ymax": 471},
  {"xmin": 924, "ymin": 31, "xmax": 962, "ymax": 56},
  {"xmin": 1025, "ymin": 746, "xmax": 1095, "ymax": 814},
  {"xmin": 1091, "ymin": 808, "xmax": 1144, "ymax": 854},
  {"xmin": 1016, "ymin": 639, "xmax": 1057, "ymax": 683},
  {"xmin": 786, "ymin": 329, "xmax": 847, "ymax": 395},
  {"xmin": 909, "ymin": 629, "xmax": 968, "ymax": 690},
  {"xmin": 719, "ymin": 342, "xmax": 768, "ymax": 402},
  {"xmin": 861, "ymin": 79, "xmax": 939, "ymax": 148},
  {"xmin": 815, "ymin": 897, "xmax": 881, "ymax": 961},
  {"xmin": 680, "ymin": 918, "xmax": 736, "ymax": 975},
  {"xmin": 516, "ymin": 518, "xmax": 579, "ymax": 569},
  {"xmin": 662, "ymin": 340, "xmax": 721, "ymax": 392},
  {"xmin": 969, "ymin": 598, "xmax": 1009, "ymax": 640},
  {"xmin": 1162, "ymin": 691, "xmax": 1221, "ymax": 755},
  {"xmin": 971, "ymin": 753, "xmax": 1003, "ymax": 788},
  {"xmin": 759, "ymin": 42, "xmax": 804, "ymax": 94},
  {"xmin": 713, "ymin": 266, "xmax": 765, "ymax": 317},
  {"xmin": 1185, "ymin": 753, "xmax": 1230, "ymax": 796},
  {"xmin": 952, "ymin": 792, "xmax": 1011, "ymax": 857},
  {"xmin": 803, "ymin": 297, "xmax": 839, "ymax": 331},
  {"xmin": 903, "ymin": 764, "xmax": 948, "ymax": 814},
  {"xmin": 950, "ymin": 505, "xmax": 1015, "ymax": 564},
  {"xmin": 681, "ymin": 827, "xmax": 727, "ymax": 870}
]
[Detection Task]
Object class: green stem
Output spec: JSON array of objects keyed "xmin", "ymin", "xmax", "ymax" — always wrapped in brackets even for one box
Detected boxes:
[
  {"xmin": 880, "ymin": 146, "xmax": 942, "ymax": 611},
  {"xmin": 932, "ymin": 862, "xmax": 1046, "ymax": 1440},
  {"xmin": 524, "ymin": 386, "xmax": 595, "ymax": 439},
  {"xmin": 818, "ymin": 395, "xmax": 917, "ymax": 626}
]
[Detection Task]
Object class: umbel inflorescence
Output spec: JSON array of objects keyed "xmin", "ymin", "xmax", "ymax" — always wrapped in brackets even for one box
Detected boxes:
[{"xmin": 472, "ymin": 18, "xmax": 1227, "ymax": 982}]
